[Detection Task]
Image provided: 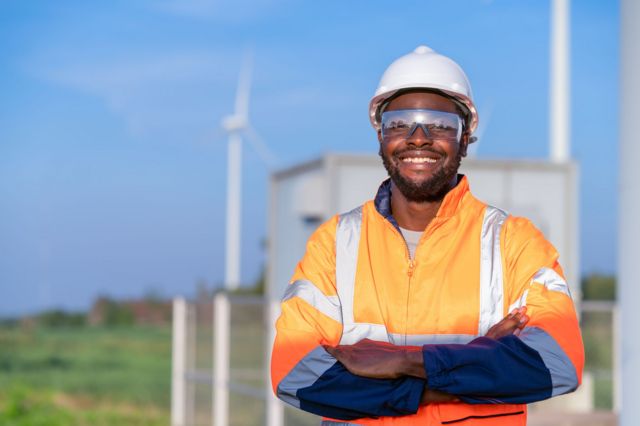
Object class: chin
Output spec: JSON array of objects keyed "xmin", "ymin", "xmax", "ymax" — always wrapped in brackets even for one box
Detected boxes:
[{"xmin": 379, "ymin": 147, "xmax": 462, "ymax": 202}]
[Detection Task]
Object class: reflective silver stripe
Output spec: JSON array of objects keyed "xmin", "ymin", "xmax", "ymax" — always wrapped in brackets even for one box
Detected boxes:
[
  {"xmin": 531, "ymin": 267, "xmax": 571, "ymax": 297},
  {"xmin": 478, "ymin": 205, "xmax": 508, "ymax": 335},
  {"xmin": 519, "ymin": 326, "xmax": 579, "ymax": 396},
  {"xmin": 397, "ymin": 333, "xmax": 477, "ymax": 346},
  {"xmin": 277, "ymin": 346, "xmax": 336, "ymax": 409},
  {"xmin": 507, "ymin": 267, "xmax": 570, "ymax": 312},
  {"xmin": 341, "ymin": 322, "xmax": 389, "ymax": 344},
  {"xmin": 283, "ymin": 280, "xmax": 343, "ymax": 324},
  {"xmin": 508, "ymin": 289, "xmax": 529, "ymax": 313},
  {"xmin": 342, "ymin": 322, "xmax": 476, "ymax": 346},
  {"xmin": 336, "ymin": 206, "xmax": 363, "ymax": 344}
]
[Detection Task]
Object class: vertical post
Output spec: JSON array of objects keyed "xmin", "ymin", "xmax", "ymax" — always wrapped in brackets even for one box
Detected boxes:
[
  {"xmin": 549, "ymin": 0, "xmax": 571, "ymax": 163},
  {"xmin": 186, "ymin": 303, "xmax": 196, "ymax": 425},
  {"xmin": 613, "ymin": 305, "xmax": 621, "ymax": 413},
  {"xmin": 620, "ymin": 0, "xmax": 640, "ymax": 423},
  {"xmin": 171, "ymin": 298, "xmax": 187, "ymax": 426},
  {"xmin": 213, "ymin": 293, "xmax": 230, "ymax": 426},
  {"xmin": 265, "ymin": 175, "xmax": 284, "ymax": 426},
  {"xmin": 226, "ymin": 133, "xmax": 242, "ymax": 291},
  {"xmin": 266, "ymin": 298, "xmax": 284, "ymax": 426}
]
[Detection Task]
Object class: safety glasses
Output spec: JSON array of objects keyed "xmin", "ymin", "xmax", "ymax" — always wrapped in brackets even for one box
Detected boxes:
[{"xmin": 380, "ymin": 109, "xmax": 464, "ymax": 144}]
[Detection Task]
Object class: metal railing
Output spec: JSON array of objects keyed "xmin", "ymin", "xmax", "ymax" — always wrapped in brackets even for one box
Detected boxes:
[
  {"xmin": 171, "ymin": 294, "xmax": 283, "ymax": 426},
  {"xmin": 172, "ymin": 296, "xmax": 619, "ymax": 425}
]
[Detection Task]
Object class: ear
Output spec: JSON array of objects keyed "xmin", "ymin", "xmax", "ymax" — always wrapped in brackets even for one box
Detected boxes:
[
  {"xmin": 377, "ymin": 129, "xmax": 383, "ymax": 144},
  {"xmin": 459, "ymin": 133, "xmax": 470, "ymax": 158}
]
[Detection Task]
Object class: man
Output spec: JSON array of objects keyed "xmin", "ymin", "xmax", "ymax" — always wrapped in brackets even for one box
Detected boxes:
[{"xmin": 271, "ymin": 45, "xmax": 584, "ymax": 425}]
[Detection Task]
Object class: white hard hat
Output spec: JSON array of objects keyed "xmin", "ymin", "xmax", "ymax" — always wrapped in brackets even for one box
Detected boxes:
[{"xmin": 369, "ymin": 45, "xmax": 478, "ymax": 135}]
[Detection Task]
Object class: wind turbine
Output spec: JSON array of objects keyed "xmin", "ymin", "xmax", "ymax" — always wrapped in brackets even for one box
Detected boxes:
[
  {"xmin": 215, "ymin": 52, "xmax": 278, "ymax": 426},
  {"xmin": 221, "ymin": 52, "xmax": 276, "ymax": 291}
]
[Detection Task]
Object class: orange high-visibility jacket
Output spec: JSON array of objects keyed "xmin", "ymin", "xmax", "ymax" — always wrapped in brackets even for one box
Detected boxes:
[{"xmin": 271, "ymin": 176, "xmax": 584, "ymax": 425}]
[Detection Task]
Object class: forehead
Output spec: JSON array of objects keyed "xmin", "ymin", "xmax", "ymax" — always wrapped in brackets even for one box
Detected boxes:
[{"xmin": 385, "ymin": 91, "xmax": 459, "ymax": 114}]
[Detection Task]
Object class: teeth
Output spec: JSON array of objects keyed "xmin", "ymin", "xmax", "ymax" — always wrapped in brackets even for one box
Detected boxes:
[{"xmin": 402, "ymin": 157, "xmax": 437, "ymax": 163}]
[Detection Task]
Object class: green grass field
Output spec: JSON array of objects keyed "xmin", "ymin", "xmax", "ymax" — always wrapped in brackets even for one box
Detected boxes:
[
  {"xmin": 0, "ymin": 325, "xmax": 172, "ymax": 425},
  {"xmin": 581, "ymin": 311, "xmax": 615, "ymax": 410},
  {"xmin": 0, "ymin": 305, "xmax": 615, "ymax": 425}
]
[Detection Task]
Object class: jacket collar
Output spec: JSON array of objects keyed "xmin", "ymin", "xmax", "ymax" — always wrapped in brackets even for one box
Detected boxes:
[{"xmin": 373, "ymin": 174, "xmax": 470, "ymax": 230}]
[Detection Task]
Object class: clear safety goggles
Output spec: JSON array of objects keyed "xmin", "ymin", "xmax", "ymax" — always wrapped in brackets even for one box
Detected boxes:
[{"xmin": 380, "ymin": 109, "xmax": 464, "ymax": 144}]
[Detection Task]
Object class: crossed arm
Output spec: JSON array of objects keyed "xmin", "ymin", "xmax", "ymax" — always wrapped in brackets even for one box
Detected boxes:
[
  {"xmin": 324, "ymin": 308, "xmax": 530, "ymax": 405},
  {"xmin": 272, "ymin": 305, "xmax": 549, "ymax": 421}
]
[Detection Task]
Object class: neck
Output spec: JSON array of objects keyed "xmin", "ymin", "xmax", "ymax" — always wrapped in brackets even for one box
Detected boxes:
[{"xmin": 390, "ymin": 177, "xmax": 458, "ymax": 231}]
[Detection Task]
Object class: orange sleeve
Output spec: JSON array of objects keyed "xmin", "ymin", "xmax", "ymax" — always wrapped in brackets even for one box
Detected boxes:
[
  {"xmin": 271, "ymin": 216, "xmax": 343, "ymax": 393},
  {"xmin": 502, "ymin": 216, "xmax": 584, "ymax": 388}
]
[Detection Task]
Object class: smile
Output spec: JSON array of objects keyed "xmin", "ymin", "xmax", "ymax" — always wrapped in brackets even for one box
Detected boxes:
[{"xmin": 401, "ymin": 157, "xmax": 437, "ymax": 164}]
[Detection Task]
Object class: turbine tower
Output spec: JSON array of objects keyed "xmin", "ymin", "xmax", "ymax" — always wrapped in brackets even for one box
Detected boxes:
[
  {"xmin": 221, "ymin": 53, "xmax": 276, "ymax": 291},
  {"xmin": 222, "ymin": 55, "xmax": 252, "ymax": 291},
  {"xmin": 215, "ymin": 53, "xmax": 278, "ymax": 426}
]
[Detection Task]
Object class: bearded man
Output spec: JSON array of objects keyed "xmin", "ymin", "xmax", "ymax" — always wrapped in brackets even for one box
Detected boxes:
[{"xmin": 270, "ymin": 45, "xmax": 584, "ymax": 426}]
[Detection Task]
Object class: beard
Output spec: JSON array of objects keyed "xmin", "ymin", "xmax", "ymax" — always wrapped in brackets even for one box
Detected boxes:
[{"xmin": 379, "ymin": 145, "xmax": 462, "ymax": 203}]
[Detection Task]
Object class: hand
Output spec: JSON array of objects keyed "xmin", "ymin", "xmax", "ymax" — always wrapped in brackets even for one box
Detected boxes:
[
  {"xmin": 421, "ymin": 389, "xmax": 459, "ymax": 405},
  {"xmin": 324, "ymin": 338, "xmax": 423, "ymax": 379},
  {"xmin": 485, "ymin": 307, "xmax": 529, "ymax": 339}
]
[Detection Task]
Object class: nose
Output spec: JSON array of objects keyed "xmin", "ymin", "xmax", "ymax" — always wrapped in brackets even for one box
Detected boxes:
[{"xmin": 406, "ymin": 123, "xmax": 433, "ymax": 147}]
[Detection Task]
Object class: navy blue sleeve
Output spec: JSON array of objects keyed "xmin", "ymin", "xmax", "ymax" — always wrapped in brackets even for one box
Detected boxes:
[
  {"xmin": 422, "ymin": 335, "xmax": 553, "ymax": 404},
  {"xmin": 296, "ymin": 362, "xmax": 425, "ymax": 420}
]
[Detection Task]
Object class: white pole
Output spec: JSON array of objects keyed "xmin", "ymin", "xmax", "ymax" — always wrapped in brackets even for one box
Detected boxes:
[
  {"xmin": 213, "ymin": 293, "xmax": 230, "ymax": 426},
  {"xmin": 613, "ymin": 305, "xmax": 621, "ymax": 413},
  {"xmin": 620, "ymin": 0, "xmax": 640, "ymax": 423},
  {"xmin": 171, "ymin": 298, "xmax": 187, "ymax": 426},
  {"xmin": 266, "ymin": 298, "xmax": 284, "ymax": 426},
  {"xmin": 549, "ymin": 0, "xmax": 570, "ymax": 163},
  {"xmin": 186, "ymin": 304, "xmax": 196, "ymax": 425},
  {"xmin": 225, "ymin": 133, "xmax": 242, "ymax": 291}
]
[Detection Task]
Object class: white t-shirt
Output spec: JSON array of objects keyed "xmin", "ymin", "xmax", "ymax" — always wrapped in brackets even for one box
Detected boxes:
[{"xmin": 399, "ymin": 227, "xmax": 423, "ymax": 260}]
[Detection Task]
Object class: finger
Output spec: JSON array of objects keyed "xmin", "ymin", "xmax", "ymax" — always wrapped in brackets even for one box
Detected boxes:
[
  {"xmin": 423, "ymin": 389, "xmax": 459, "ymax": 403},
  {"xmin": 509, "ymin": 306, "xmax": 527, "ymax": 318},
  {"xmin": 323, "ymin": 345, "xmax": 337, "ymax": 357},
  {"xmin": 487, "ymin": 315, "xmax": 524, "ymax": 338},
  {"xmin": 499, "ymin": 314, "xmax": 521, "ymax": 330}
]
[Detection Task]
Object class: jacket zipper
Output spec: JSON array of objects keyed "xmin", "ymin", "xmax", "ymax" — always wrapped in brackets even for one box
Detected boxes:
[
  {"xmin": 383, "ymin": 220, "xmax": 418, "ymax": 346},
  {"xmin": 398, "ymin": 228, "xmax": 414, "ymax": 345}
]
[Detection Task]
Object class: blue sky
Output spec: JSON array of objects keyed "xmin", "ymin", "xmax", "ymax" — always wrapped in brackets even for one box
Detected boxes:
[{"xmin": 0, "ymin": 0, "xmax": 618, "ymax": 316}]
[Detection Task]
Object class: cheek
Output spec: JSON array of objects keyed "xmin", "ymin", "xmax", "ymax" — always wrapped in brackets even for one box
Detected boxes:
[
  {"xmin": 380, "ymin": 142, "xmax": 398, "ymax": 160},
  {"xmin": 443, "ymin": 143, "xmax": 461, "ymax": 159}
]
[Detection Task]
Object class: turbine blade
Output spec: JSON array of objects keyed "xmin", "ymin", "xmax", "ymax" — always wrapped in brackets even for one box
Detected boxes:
[
  {"xmin": 196, "ymin": 126, "xmax": 227, "ymax": 146},
  {"xmin": 245, "ymin": 125, "xmax": 277, "ymax": 169},
  {"xmin": 235, "ymin": 50, "xmax": 253, "ymax": 120}
]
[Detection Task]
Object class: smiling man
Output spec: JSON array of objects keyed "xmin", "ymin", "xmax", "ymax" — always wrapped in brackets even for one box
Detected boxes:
[{"xmin": 271, "ymin": 46, "xmax": 584, "ymax": 425}]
